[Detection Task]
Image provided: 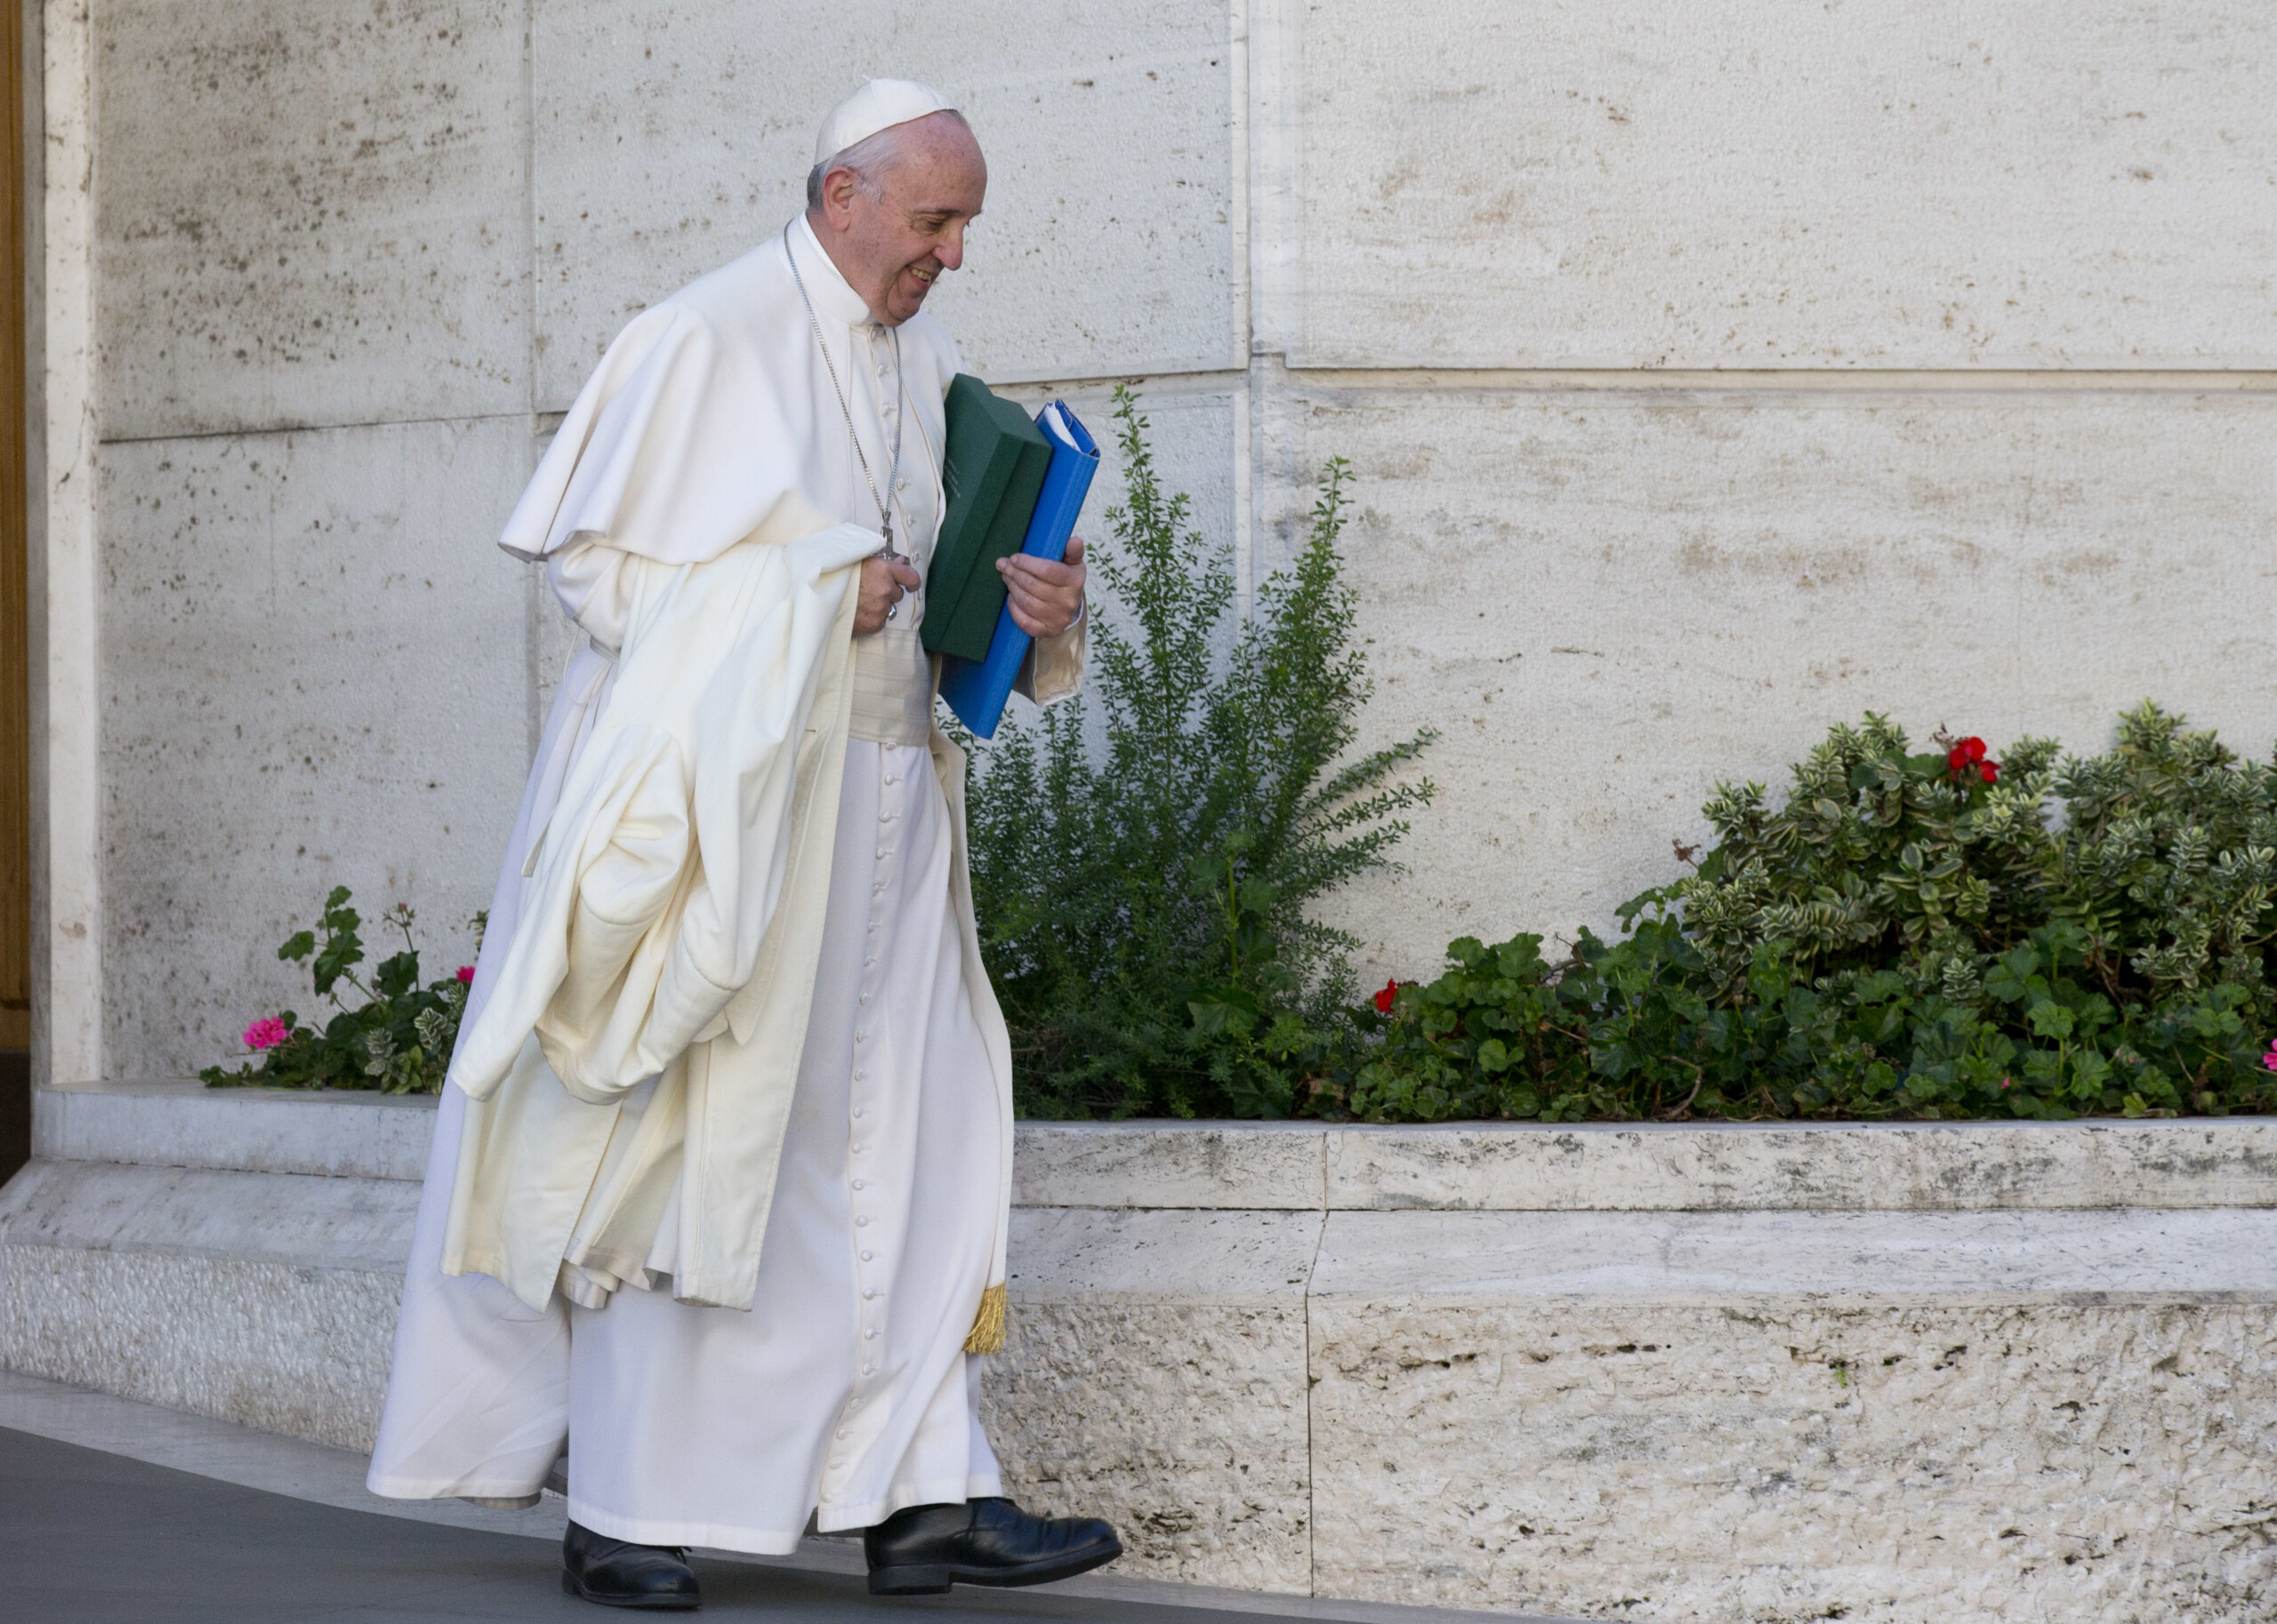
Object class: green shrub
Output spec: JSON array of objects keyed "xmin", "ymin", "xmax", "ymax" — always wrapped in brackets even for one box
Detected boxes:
[
  {"xmin": 962, "ymin": 388, "xmax": 1436, "ymax": 1118},
  {"xmin": 1335, "ymin": 706, "xmax": 2277, "ymax": 1122},
  {"xmin": 201, "ymin": 887, "xmax": 477, "ymax": 1093}
]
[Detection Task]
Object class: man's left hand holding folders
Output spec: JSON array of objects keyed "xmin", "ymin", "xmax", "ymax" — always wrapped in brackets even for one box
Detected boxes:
[{"xmin": 996, "ymin": 535, "xmax": 1088, "ymax": 638}]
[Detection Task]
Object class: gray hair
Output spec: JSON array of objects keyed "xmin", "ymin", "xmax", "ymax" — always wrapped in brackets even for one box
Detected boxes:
[{"xmin": 805, "ymin": 108, "xmax": 970, "ymax": 210}]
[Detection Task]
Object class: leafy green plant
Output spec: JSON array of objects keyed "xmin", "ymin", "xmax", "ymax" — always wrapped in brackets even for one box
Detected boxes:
[
  {"xmin": 961, "ymin": 387, "xmax": 1436, "ymax": 1118},
  {"xmin": 201, "ymin": 886, "xmax": 479, "ymax": 1094},
  {"xmin": 1333, "ymin": 704, "xmax": 2277, "ymax": 1123}
]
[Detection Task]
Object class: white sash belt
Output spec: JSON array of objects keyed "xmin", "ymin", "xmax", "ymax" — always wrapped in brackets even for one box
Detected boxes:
[{"xmin": 847, "ymin": 623, "xmax": 933, "ymax": 747}]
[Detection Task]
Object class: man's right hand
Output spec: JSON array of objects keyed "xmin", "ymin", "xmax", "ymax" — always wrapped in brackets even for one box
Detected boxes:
[{"xmin": 854, "ymin": 554, "xmax": 923, "ymax": 637}]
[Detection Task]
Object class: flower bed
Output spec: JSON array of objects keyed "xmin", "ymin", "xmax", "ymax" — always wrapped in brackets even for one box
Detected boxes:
[
  {"xmin": 201, "ymin": 888, "xmax": 477, "ymax": 1094},
  {"xmin": 959, "ymin": 401, "xmax": 2277, "ymax": 1126},
  {"xmin": 1333, "ymin": 703, "xmax": 2277, "ymax": 1125}
]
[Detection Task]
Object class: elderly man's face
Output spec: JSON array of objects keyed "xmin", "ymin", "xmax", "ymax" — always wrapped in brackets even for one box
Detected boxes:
[{"xmin": 814, "ymin": 113, "xmax": 987, "ymax": 326}]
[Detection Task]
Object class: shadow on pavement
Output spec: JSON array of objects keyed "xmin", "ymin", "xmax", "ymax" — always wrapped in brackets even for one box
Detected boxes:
[{"xmin": 0, "ymin": 1426, "xmax": 1305, "ymax": 1624}]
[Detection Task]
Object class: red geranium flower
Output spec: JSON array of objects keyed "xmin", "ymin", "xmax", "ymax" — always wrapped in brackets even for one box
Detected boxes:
[
  {"xmin": 1944, "ymin": 736, "xmax": 1999, "ymax": 786},
  {"xmin": 1374, "ymin": 977, "xmax": 1406, "ymax": 1015},
  {"xmin": 455, "ymin": 965, "xmax": 476, "ymax": 984}
]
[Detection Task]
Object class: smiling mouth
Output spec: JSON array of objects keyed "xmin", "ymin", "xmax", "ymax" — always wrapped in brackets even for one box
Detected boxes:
[{"xmin": 908, "ymin": 265, "xmax": 937, "ymax": 285}]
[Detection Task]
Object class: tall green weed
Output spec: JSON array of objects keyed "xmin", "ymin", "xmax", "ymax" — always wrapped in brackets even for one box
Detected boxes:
[{"xmin": 962, "ymin": 389, "xmax": 1435, "ymax": 1117}]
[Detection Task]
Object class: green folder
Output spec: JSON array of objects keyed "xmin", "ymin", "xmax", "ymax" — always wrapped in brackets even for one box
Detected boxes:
[{"xmin": 924, "ymin": 374, "xmax": 1052, "ymax": 662}]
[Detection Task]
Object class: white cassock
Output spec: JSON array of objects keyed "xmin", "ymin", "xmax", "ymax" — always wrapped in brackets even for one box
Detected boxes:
[{"xmin": 365, "ymin": 213, "xmax": 1083, "ymax": 1552}]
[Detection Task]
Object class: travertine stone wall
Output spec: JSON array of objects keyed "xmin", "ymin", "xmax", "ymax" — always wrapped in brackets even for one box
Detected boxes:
[
  {"xmin": 1282, "ymin": 2, "xmax": 2277, "ymax": 369},
  {"xmin": 1309, "ymin": 1298, "xmax": 2277, "ymax": 1622},
  {"xmin": 56, "ymin": 0, "xmax": 2277, "ymax": 1075},
  {"xmin": 527, "ymin": 0, "xmax": 1241, "ymax": 398},
  {"xmin": 9, "ymin": 1096, "xmax": 2276, "ymax": 1619},
  {"xmin": 981, "ymin": 1207, "xmax": 1318, "ymax": 1594},
  {"xmin": 1303, "ymin": 390, "xmax": 2277, "ymax": 954},
  {"xmin": 0, "ymin": 1156, "xmax": 410, "ymax": 1450}
]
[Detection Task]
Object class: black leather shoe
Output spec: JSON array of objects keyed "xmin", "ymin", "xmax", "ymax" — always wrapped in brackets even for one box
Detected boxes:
[
  {"xmin": 864, "ymin": 1496, "xmax": 1122, "ymax": 1595},
  {"xmin": 560, "ymin": 1519, "xmax": 702, "ymax": 1610}
]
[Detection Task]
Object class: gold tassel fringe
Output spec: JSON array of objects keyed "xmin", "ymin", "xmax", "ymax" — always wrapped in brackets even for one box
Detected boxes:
[{"xmin": 962, "ymin": 1282, "xmax": 1007, "ymax": 1354}]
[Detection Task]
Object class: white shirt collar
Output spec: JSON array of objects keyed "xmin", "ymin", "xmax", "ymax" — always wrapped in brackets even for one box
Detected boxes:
[{"xmin": 791, "ymin": 213, "xmax": 879, "ymax": 330}]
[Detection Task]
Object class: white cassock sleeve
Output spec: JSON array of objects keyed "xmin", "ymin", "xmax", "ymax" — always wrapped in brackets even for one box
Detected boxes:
[{"xmin": 1014, "ymin": 616, "xmax": 1087, "ymax": 708}]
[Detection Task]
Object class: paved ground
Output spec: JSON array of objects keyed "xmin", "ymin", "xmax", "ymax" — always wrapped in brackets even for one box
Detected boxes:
[
  {"xmin": 0, "ymin": 1371, "xmax": 1575, "ymax": 1624},
  {"xmin": 2, "ymin": 1424, "xmax": 1323, "ymax": 1624}
]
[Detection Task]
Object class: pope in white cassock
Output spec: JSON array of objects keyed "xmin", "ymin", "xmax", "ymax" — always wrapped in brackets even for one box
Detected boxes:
[{"xmin": 365, "ymin": 79, "xmax": 1122, "ymax": 1611}]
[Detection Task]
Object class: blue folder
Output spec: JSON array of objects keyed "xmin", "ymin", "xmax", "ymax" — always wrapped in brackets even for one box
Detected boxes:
[{"xmin": 938, "ymin": 400, "xmax": 1099, "ymax": 739}]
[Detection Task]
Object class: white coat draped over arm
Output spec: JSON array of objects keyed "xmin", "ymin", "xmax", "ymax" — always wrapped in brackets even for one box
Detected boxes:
[{"xmin": 442, "ymin": 497, "xmax": 881, "ymax": 1312}]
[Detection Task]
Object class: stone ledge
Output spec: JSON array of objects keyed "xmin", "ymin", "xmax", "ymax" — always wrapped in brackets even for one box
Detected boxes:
[
  {"xmin": 1322, "ymin": 1117, "xmax": 2277, "ymax": 1213},
  {"xmin": 43, "ymin": 1081, "xmax": 2277, "ymax": 1213},
  {"xmin": 1010, "ymin": 1123, "xmax": 1327, "ymax": 1210},
  {"xmin": 1308, "ymin": 1207, "xmax": 2277, "ymax": 1304},
  {"xmin": 36, "ymin": 1080, "xmax": 438, "ymax": 1182},
  {"xmin": 0, "ymin": 1159, "xmax": 420, "ymax": 1272},
  {"xmin": 1007, "ymin": 1208, "xmax": 1322, "ymax": 1300},
  {"xmin": 13, "ymin": 1166, "xmax": 2254, "ymax": 1313},
  {"xmin": 1018, "ymin": 1115, "xmax": 2277, "ymax": 1211}
]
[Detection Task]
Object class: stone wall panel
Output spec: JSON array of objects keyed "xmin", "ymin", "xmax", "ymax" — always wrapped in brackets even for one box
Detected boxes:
[
  {"xmin": 95, "ymin": 0, "xmax": 529, "ymax": 438},
  {"xmin": 100, "ymin": 418, "xmax": 535, "ymax": 1081},
  {"xmin": 986, "ymin": 1206, "xmax": 1319, "ymax": 1591},
  {"xmin": 0, "ymin": 1245, "xmax": 401, "ymax": 1452},
  {"xmin": 1287, "ymin": 0, "xmax": 2277, "ymax": 368},
  {"xmin": 1321, "ymin": 1119, "xmax": 2277, "ymax": 1214},
  {"xmin": 1308, "ymin": 1297, "xmax": 2277, "ymax": 1622},
  {"xmin": 530, "ymin": 0, "xmax": 1236, "ymax": 409},
  {"xmin": 982, "ymin": 1299, "xmax": 1311, "ymax": 1593},
  {"xmin": 1284, "ymin": 390, "xmax": 2277, "ymax": 980},
  {"xmin": 0, "ymin": 1160, "xmax": 418, "ymax": 1452},
  {"xmin": 962, "ymin": 386, "xmax": 1234, "ymax": 760}
]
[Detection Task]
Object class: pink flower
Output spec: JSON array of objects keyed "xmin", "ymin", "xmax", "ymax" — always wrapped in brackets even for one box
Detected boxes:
[
  {"xmin": 455, "ymin": 965, "xmax": 476, "ymax": 985},
  {"xmin": 243, "ymin": 1017, "xmax": 289, "ymax": 1051},
  {"xmin": 2262, "ymin": 1040, "xmax": 2277, "ymax": 1073}
]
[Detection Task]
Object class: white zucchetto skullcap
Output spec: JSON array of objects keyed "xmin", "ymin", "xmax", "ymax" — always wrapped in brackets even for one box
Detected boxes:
[{"xmin": 813, "ymin": 78, "xmax": 954, "ymax": 166}]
